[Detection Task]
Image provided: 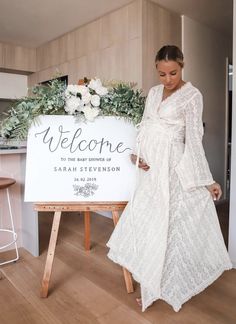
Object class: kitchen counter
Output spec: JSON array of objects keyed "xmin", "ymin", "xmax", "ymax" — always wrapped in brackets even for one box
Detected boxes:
[{"xmin": 0, "ymin": 148, "xmax": 27, "ymax": 154}]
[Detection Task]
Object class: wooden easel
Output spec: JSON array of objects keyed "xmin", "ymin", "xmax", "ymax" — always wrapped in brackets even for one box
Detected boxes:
[{"xmin": 34, "ymin": 202, "xmax": 134, "ymax": 298}]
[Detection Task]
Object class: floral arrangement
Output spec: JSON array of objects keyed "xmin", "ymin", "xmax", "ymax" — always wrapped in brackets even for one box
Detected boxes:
[
  {"xmin": 64, "ymin": 78, "xmax": 108, "ymax": 121},
  {"xmin": 0, "ymin": 77, "xmax": 146, "ymax": 140}
]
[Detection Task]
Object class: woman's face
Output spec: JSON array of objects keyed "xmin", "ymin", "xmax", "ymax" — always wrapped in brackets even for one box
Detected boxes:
[{"xmin": 156, "ymin": 60, "xmax": 183, "ymax": 91}]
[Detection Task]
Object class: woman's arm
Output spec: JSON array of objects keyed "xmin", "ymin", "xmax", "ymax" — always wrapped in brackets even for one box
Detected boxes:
[
  {"xmin": 206, "ymin": 182, "xmax": 222, "ymax": 200},
  {"xmin": 130, "ymin": 154, "xmax": 150, "ymax": 171},
  {"xmin": 175, "ymin": 91, "xmax": 221, "ymax": 197}
]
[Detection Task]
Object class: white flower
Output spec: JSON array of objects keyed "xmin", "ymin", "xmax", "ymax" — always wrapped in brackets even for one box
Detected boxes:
[
  {"xmin": 95, "ymin": 86, "xmax": 108, "ymax": 96},
  {"xmin": 77, "ymin": 85, "xmax": 89, "ymax": 96},
  {"xmin": 82, "ymin": 105, "xmax": 100, "ymax": 121},
  {"xmin": 88, "ymin": 78, "xmax": 108, "ymax": 96},
  {"xmin": 82, "ymin": 92, "xmax": 92, "ymax": 105},
  {"xmin": 64, "ymin": 80, "xmax": 107, "ymax": 118},
  {"xmin": 65, "ymin": 85, "xmax": 90, "ymax": 101},
  {"xmin": 65, "ymin": 85, "xmax": 79, "ymax": 97},
  {"xmin": 90, "ymin": 94, "xmax": 100, "ymax": 107},
  {"xmin": 65, "ymin": 97, "xmax": 81, "ymax": 114},
  {"xmin": 88, "ymin": 78, "xmax": 103, "ymax": 91}
]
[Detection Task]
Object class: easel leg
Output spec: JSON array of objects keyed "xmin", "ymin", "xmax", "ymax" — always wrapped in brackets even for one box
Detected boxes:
[
  {"xmin": 40, "ymin": 211, "xmax": 61, "ymax": 298},
  {"xmin": 112, "ymin": 210, "xmax": 120, "ymax": 226},
  {"xmin": 112, "ymin": 210, "xmax": 134, "ymax": 293},
  {"xmin": 84, "ymin": 211, "xmax": 90, "ymax": 251}
]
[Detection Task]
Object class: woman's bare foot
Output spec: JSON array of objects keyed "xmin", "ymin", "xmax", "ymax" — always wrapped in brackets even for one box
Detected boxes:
[{"xmin": 136, "ymin": 297, "xmax": 142, "ymax": 307}]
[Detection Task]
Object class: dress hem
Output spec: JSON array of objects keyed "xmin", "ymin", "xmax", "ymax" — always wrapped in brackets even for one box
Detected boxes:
[
  {"xmin": 107, "ymin": 246, "xmax": 232, "ymax": 312},
  {"xmin": 161, "ymin": 262, "xmax": 232, "ymax": 312}
]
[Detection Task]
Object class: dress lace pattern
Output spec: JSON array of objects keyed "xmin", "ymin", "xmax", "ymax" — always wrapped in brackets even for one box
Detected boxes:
[{"xmin": 106, "ymin": 82, "xmax": 232, "ymax": 312}]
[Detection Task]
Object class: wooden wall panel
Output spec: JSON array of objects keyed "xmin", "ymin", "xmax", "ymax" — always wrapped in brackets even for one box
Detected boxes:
[
  {"xmin": 58, "ymin": 34, "xmax": 68, "ymax": 65},
  {"xmin": 108, "ymin": 7, "xmax": 129, "ymax": 44},
  {"xmin": 68, "ymin": 58, "xmax": 78, "ymax": 84},
  {"xmin": 0, "ymin": 43, "xmax": 3, "ymax": 67},
  {"xmin": 128, "ymin": 0, "xmax": 142, "ymax": 40},
  {"xmin": 87, "ymin": 20, "xmax": 102, "ymax": 53},
  {"xmin": 29, "ymin": 0, "xmax": 181, "ymax": 91},
  {"xmin": 66, "ymin": 30, "xmax": 76, "ymax": 62},
  {"xmin": 142, "ymin": 0, "xmax": 181, "ymax": 92},
  {"xmin": 99, "ymin": 46, "xmax": 113, "ymax": 80},
  {"xmin": 86, "ymin": 51, "xmax": 101, "ymax": 79},
  {"xmin": 75, "ymin": 25, "xmax": 88, "ymax": 59},
  {"xmin": 68, "ymin": 56, "xmax": 86, "ymax": 84},
  {"xmin": 48, "ymin": 39, "xmax": 60, "ymax": 68},
  {"xmin": 28, "ymin": 72, "xmax": 39, "ymax": 90},
  {"xmin": 0, "ymin": 42, "xmax": 36, "ymax": 72},
  {"xmin": 36, "ymin": 44, "xmax": 49, "ymax": 71},
  {"xmin": 76, "ymin": 56, "xmax": 88, "ymax": 82},
  {"xmin": 128, "ymin": 38, "xmax": 142, "ymax": 85},
  {"xmin": 100, "ymin": 16, "xmax": 112, "ymax": 50},
  {"xmin": 33, "ymin": 0, "xmax": 142, "ymax": 86}
]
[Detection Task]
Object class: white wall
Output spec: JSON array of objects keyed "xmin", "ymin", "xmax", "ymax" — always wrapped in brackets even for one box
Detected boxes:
[
  {"xmin": 229, "ymin": 0, "xmax": 236, "ymax": 268},
  {"xmin": 0, "ymin": 72, "xmax": 27, "ymax": 99},
  {"xmin": 182, "ymin": 16, "xmax": 231, "ymax": 195}
]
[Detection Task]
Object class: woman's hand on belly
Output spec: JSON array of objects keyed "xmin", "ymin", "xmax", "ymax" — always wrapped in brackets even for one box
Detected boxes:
[
  {"xmin": 130, "ymin": 154, "xmax": 150, "ymax": 171},
  {"xmin": 206, "ymin": 182, "xmax": 222, "ymax": 201}
]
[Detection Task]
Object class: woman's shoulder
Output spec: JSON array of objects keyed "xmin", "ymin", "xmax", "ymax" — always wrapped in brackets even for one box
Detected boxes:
[
  {"xmin": 147, "ymin": 84, "xmax": 163, "ymax": 97},
  {"xmin": 182, "ymin": 82, "xmax": 202, "ymax": 102}
]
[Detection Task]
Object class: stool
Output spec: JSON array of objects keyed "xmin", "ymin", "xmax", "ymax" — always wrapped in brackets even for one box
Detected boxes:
[{"xmin": 0, "ymin": 177, "xmax": 19, "ymax": 265}]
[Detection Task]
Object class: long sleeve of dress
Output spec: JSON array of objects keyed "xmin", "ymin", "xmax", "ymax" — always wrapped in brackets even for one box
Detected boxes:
[{"xmin": 175, "ymin": 92, "xmax": 214, "ymax": 191}]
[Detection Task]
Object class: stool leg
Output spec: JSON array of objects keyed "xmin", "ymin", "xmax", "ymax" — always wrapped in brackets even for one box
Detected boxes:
[
  {"xmin": 112, "ymin": 210, "xmax": 134, "ymax": 294},
  {"xmin": 0, "ymin": 188, "xmax": 19, "ymax": 266},
  {"xmin": 41, "ymin": 211, "xmax": 61, "ymax": 298},
  {"xmin": 6, "ymin": 188, "xmax": 19, "ymax": 262}
]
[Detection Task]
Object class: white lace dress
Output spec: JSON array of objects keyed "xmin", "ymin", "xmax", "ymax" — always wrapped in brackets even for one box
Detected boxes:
[{"xmin": 106, "ymin": 82, "xmax": 232, "ymax": 312}]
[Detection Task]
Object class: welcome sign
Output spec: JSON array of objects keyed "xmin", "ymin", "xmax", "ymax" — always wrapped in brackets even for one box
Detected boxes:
[{"xmin": 25, "ymin": 115, "xmax": 137, "ymax": 202}]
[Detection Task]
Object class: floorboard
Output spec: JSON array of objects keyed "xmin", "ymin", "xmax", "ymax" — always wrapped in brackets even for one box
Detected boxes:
[{"xmin": 0, "ymin": 203, "xmax": 235, "ymax": 324}]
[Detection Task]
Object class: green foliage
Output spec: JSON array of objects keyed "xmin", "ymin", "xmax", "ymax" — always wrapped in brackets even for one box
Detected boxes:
[
  {"xmin": 0, "ymin": 79, "xmax": 146, "ymax": 140},
  {"xmin": 100, "ymin": 83, "xmax": 146, "ymax": 124},
  {"xmin": 1, "ymin": 79, "xmax": 66, "ymax": 139}
]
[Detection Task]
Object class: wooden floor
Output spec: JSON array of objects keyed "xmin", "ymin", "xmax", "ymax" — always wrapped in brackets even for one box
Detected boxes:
[{"xmin": 0, "ymin": 203, "xmax": 236, "ymax": 324}]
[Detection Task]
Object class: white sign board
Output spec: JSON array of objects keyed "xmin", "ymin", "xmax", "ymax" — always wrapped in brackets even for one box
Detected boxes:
[{"xmin": 25, "ymin": 115, "xmax": 137, "ymax": 202}]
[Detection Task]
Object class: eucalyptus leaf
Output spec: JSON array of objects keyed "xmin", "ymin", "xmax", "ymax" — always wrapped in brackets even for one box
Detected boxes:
[{"xmin": 0, "ymin": 78, "xmax": 146, "ymax": 140}]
